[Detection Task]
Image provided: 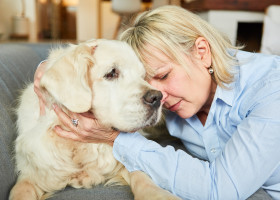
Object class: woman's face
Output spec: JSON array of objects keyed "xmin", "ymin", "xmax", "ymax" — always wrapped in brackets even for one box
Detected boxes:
[{"xmin": 146, "ymin": 39, "xmax": 215, "ymax": 119}]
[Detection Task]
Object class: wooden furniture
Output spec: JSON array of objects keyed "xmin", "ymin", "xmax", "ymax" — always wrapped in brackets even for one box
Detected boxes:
[
  {"xmin": 181, "ymin": 0, "xmax": 280, "ymax": 12},
  {"xmin": 181, "ymin": 0, "xmax": 280, "ymax": 51}
]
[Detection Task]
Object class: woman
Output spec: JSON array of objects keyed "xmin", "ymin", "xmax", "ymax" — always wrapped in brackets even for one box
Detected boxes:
[{"xmin": 35, "ymin": 6, "xmax": 280, "ymax": 199}]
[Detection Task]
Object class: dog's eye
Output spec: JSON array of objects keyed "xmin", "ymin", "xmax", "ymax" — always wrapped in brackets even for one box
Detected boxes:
[{"xmin": 104, "ymin": 68, "xmax": 119, "ymax": 80}]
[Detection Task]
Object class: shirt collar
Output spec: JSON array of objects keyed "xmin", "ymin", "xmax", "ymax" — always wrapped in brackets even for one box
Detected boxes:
[
  {"xmin": 214, "ymin": 83, "xmax": 235, "ymax": 107},
  {"xmin": 184, "ymin": 83, "xmax": 235, "ymax": 129},
  {"xmin": 214, "ymin": 49, "xmax": 239, "ymax": 107}
]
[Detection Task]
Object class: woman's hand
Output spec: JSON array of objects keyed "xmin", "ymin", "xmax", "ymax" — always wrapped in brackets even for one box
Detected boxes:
[
  {"xmin": 52, "ymin": 105, "xmax": 120, "ymax": 146},
  {"xmin": 34, "ymin": 61, "xmax": 47, "ymax": 115},
  {"xmin": 34, "ymin": 61, "xmax": 119, "ymax": 145}
]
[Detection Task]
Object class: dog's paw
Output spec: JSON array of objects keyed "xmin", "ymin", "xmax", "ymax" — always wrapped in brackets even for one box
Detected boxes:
[
  {"xmin": 9, "ymin": 179, "xmax": 43, "ymax": 200},
  {"xmin": 69, "ymin": 171, "xmax": 106, "ymax": 188}
]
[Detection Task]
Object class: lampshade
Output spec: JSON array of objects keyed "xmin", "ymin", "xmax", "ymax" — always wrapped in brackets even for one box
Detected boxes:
[{"xmin": 112, "ymin": 0, "xmax": 141, "ymax": 14}]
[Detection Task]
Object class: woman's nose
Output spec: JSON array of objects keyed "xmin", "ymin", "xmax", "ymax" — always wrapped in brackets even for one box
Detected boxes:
[
  {"xmin": 160, "ymin": 90, "xmax": 168, "ymax": 104},
  {"xmin": 149, "ymin": 80, "xmax": 168, "ymax": 104}
]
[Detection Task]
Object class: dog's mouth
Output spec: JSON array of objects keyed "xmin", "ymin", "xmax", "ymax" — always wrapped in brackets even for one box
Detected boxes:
[
  {"xmin": 145, "ymin": 110, "xmax": 160, "ymax": 127},
  {"xmin": 111, "ymin": 126, "xmax": 120, "ymax": 132},
  {"xmin": 110, "ymin": 108, "xmax": 161, "ymax": 133},
  {"xmin": 111, "ymin": 126, "xmax": 142, "ymax": 133}
]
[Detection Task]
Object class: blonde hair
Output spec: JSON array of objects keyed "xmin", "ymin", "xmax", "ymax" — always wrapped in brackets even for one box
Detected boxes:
[{"xmin": 120, "ymin": 5, "xmax": 242, "ymax": 88}]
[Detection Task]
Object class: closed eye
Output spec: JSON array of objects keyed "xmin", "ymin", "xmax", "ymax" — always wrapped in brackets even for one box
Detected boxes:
[
  {"xmin": 160, "ymin": 73, "xmax": 169, "ymax": 80},
  {"xmin": 104, "ymin": 68, "xmax": 119, "ymax": 80}
]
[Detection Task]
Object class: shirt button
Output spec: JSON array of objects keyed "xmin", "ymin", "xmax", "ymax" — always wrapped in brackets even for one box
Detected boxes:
[{"xmin": 210, "ymin": 148, "xmax": 216, "ymax": 154}]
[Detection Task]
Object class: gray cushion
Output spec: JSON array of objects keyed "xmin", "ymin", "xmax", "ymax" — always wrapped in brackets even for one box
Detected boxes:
[
  {"xmin": 248, "ymin": 188, "xmax": 272, "ymax": 200},
  {"xmin": 49, "ymin": 185, "xmax": 133, "ymax": 200},
  {"xmin": 0, "ymin": 43, "xmax": 51, "ymax": 199}
]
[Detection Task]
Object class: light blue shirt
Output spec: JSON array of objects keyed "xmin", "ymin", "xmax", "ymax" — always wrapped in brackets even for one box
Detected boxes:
[{"xmin": 113, "ymin": 51, "xmax": 280, "ymax": 200}]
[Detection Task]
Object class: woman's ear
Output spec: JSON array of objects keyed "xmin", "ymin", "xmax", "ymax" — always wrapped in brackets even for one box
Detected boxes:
[{"xmin": 194, "ymin": 37, "xmax": 212, "ymax": 68}]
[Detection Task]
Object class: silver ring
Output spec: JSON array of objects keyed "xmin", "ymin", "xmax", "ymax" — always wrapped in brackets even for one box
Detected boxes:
[{"xmin": 71, "ymin": 119, "xmax": 79, "ymax": 127}]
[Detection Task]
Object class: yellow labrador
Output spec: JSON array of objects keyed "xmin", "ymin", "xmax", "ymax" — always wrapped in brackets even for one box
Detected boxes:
[{"xmin": 9, "ymin": 39, "xmax": 180, "ymax": 200}]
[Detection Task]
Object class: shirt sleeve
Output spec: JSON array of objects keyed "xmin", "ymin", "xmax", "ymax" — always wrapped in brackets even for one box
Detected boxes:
[
  {"xmin": 113, "ymin": 131, "xmax": 219, "ymax": 199},
  {"xmin": 113, "ymin": 90, "xmax": 280, "ymax": 200}
]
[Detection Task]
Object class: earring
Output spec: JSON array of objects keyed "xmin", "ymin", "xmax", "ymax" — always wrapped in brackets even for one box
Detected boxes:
[{"xmin": 208, "ymin": 67, "xmax": 214, "ymax": 74}]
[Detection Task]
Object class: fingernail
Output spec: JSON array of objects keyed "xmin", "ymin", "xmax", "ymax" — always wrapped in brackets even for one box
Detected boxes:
[
  {"xmin": 52, "ymin": 104, "xmax": 57, "ymax": 110},
  {"xmin": 53, "ymin": 125, "xmax": 61, "ymax": 133}
]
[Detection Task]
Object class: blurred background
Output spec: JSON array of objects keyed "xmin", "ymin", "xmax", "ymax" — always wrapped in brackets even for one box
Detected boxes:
[{"xmin": 0, "ymin": 0, "xmax": 279, "ymax": 53}]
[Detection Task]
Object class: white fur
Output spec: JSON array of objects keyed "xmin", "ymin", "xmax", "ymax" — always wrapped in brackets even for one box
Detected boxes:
[{"xmin": 9, "ymin": 39, "xmax": 180, "ymax": 200}]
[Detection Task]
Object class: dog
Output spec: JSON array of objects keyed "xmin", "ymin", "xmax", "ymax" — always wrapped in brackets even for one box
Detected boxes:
[{"xmin": 9, "ymin": 39, "xmax": 180, "ymax": 200}]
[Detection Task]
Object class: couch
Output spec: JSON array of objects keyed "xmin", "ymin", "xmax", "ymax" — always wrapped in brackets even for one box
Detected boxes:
[{"xmin": 0, "ymin": 43, "xmax": 272, "ymax": 200}]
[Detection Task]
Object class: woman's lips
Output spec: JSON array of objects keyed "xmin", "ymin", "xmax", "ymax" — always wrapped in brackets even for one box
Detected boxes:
[{"xmin": 168, "ymin": 100, "xmax": 182, "ymax": 112}]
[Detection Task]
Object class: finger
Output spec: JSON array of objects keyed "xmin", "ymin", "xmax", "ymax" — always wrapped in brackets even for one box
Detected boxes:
[
  {"xmin": 53, "ymin": 104, "xmax": 77, "ymax": 130},
  {"xmin": 39, "ymin": 99, "xmax": 46, "ymax": 115},
  {"xmin": 54, "ymin": 125, "xmax": 99, "ymax": 143},
  {"xmin": 34, "ymin": 61, "xmax": 47, "ymax": 82},
  {"xmin": 34, "ymin": 62, "xmax": 48, "ymax": 116},
  {"xmin": 54, "ymin": 125, "xmax": 81, "ymax": 141},
  {"xmin": 34, "ymin": 86, "xmax": 47, "ymax": 116}
]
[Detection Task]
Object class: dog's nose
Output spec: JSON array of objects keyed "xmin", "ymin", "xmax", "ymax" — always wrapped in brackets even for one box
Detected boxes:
[{"xmin": 143, "ymin": 90, "xmax": 163, "ymax": 108}]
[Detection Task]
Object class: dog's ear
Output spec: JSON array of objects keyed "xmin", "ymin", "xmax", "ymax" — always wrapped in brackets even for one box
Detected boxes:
[{"xmin": 40, "ymin": 44, "xmax": 96, "ymax": 113}]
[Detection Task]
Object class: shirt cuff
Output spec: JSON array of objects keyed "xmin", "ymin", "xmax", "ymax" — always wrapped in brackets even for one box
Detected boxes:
[{"xmin": 113, "ymin": 132, "xmax": 149, "ymax": 172}]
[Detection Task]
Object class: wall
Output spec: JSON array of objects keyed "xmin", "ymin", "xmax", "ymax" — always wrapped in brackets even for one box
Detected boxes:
[
  {"xmin": 0, "ymin": 0, "xmax": 37, "ymax": 41},
  {"xmin": 101, "ymin": 1, "xmax": 119, "ymax": 39},
  {"xmin": 77, "ymin": 1, "xmax": 150, "ymax": 41},
  {"xmin": 198, "ymin": 10, "xmax": 264, "ymax": 45},
  {"xmin": 0, "ymin": 0, "xmax": 21, "ymax": 40},
  {"xmin": 76, "ymin": 0, "xmax": 99, "ymax": 41}
]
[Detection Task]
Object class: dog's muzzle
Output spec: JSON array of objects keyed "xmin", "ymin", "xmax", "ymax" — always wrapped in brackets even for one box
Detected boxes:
[{"xmin": 143, "ymin": 90, "xmax": 163, "ymax": 109}]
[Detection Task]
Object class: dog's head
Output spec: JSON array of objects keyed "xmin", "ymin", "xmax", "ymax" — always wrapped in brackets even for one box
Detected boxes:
[{"xmin": 40, "ymin": 39, "xmax": 162, "ymax": 132}]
